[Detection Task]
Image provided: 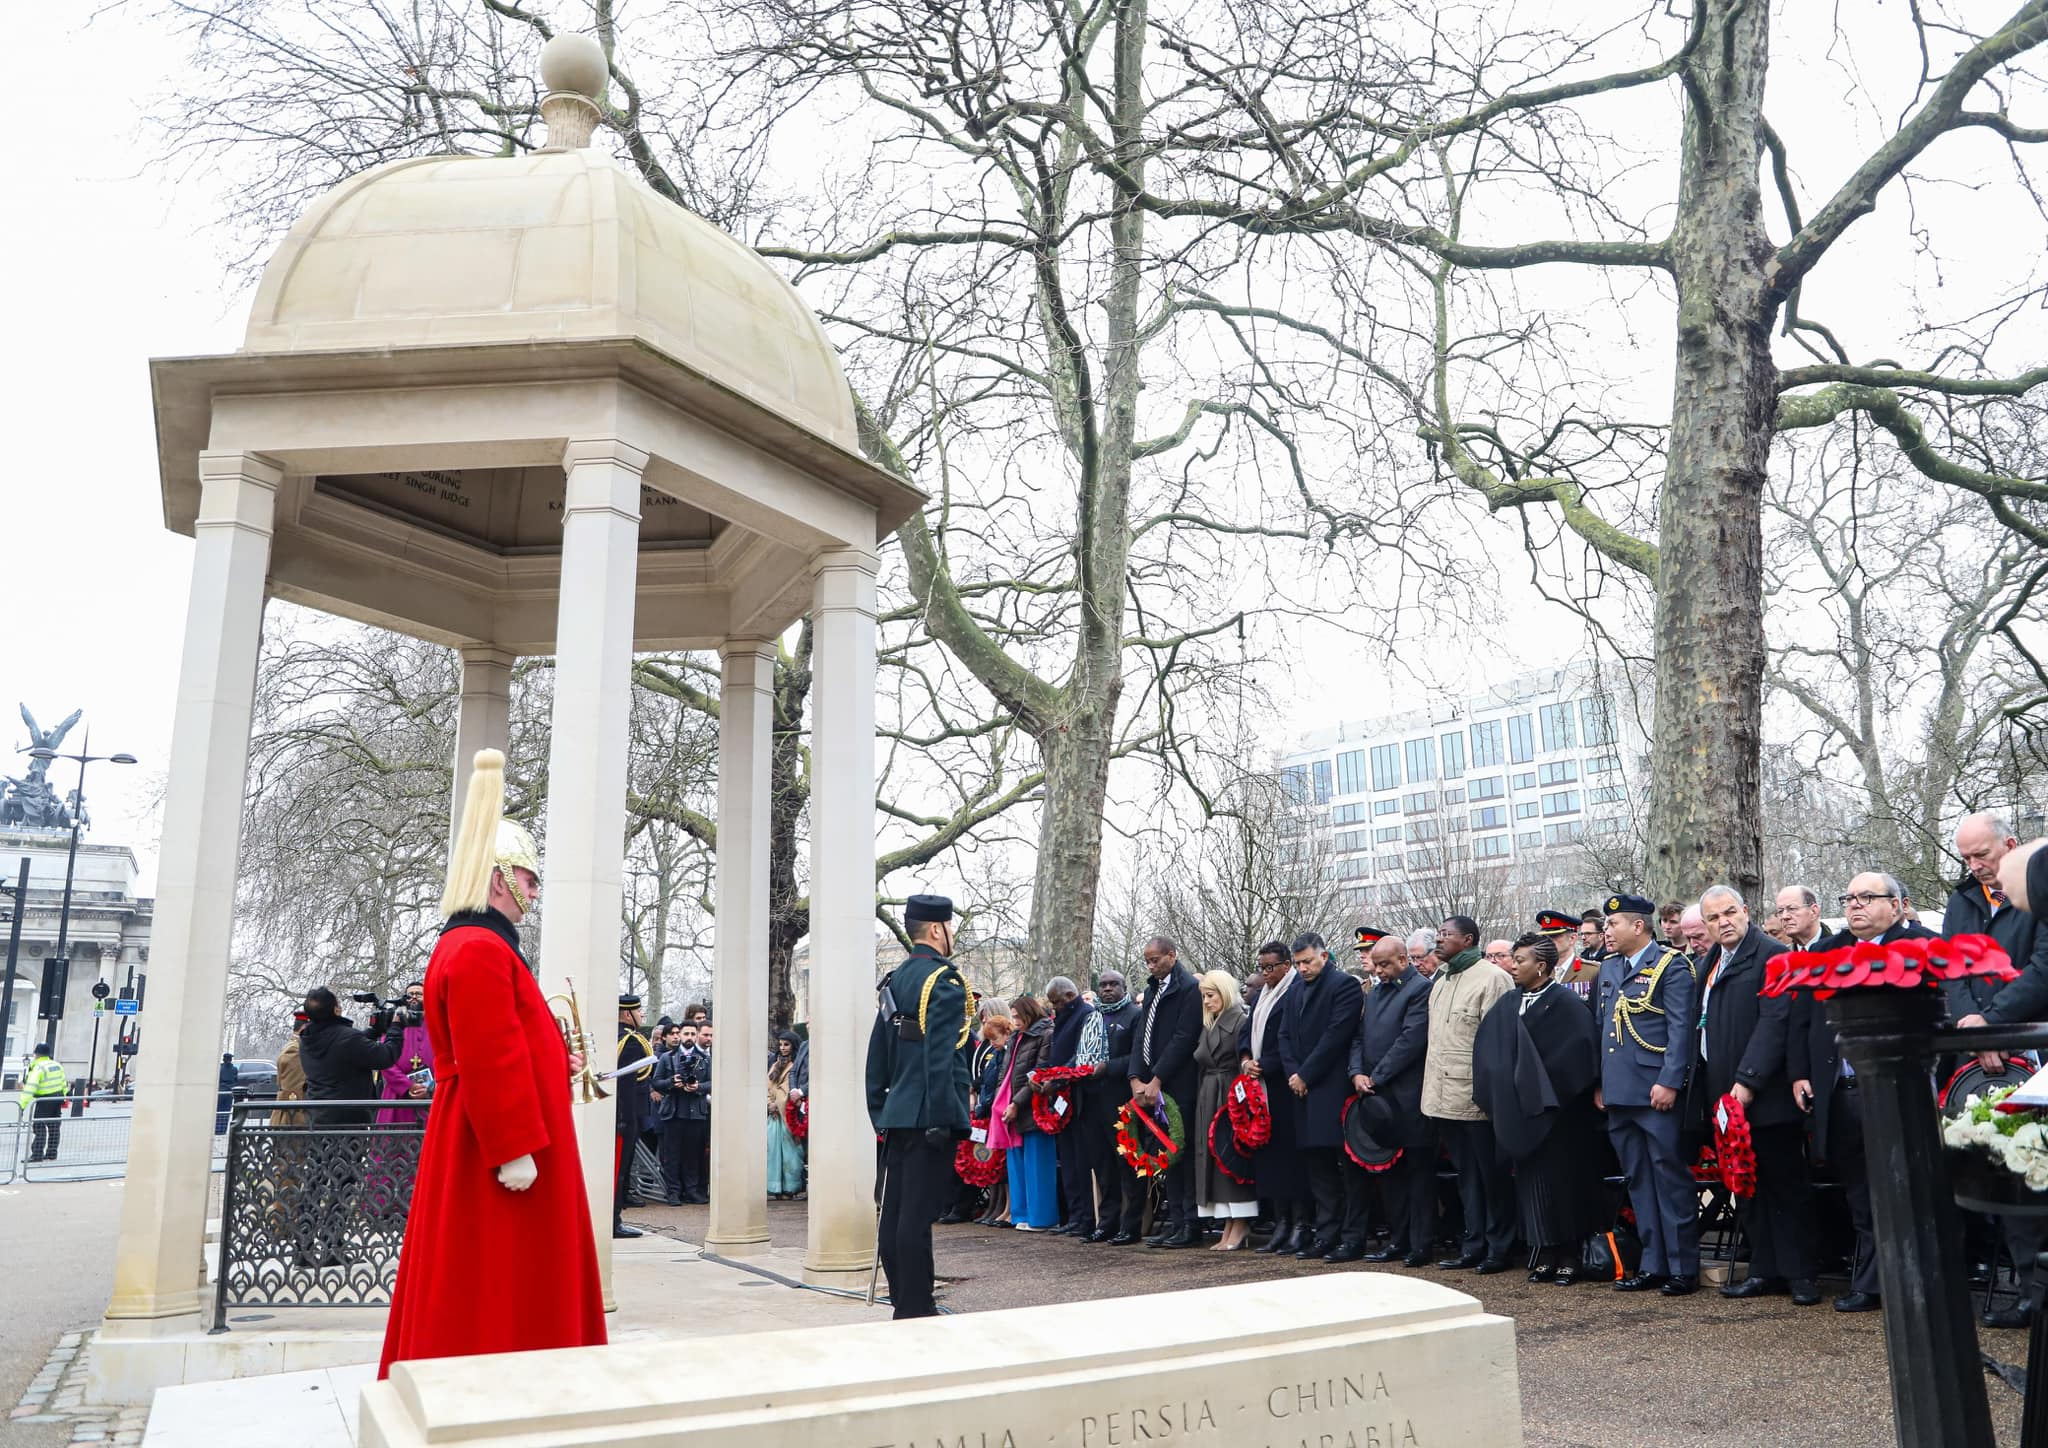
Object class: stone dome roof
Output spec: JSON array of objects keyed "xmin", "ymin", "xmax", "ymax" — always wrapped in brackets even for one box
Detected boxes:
[{"xmin": 241, "ymin": 147, "xmax": 858, "ymax": 452}]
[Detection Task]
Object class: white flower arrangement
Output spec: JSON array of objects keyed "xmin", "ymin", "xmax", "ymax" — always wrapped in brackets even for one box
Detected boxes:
[{"xmin": 1944, "ymin": 1086, "xmax": 2048, "ymax": 1192}]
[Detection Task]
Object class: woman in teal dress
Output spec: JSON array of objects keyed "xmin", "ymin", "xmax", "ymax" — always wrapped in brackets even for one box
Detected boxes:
[{"xmin": 767, "ymin": 1031, "xmax": 806, "ymax": 1198}]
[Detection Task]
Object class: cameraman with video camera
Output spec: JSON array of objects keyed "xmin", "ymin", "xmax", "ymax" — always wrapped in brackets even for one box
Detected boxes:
[{"xmin": 299, "ymin": 985, "xmax": 406, "ymax": 1126}]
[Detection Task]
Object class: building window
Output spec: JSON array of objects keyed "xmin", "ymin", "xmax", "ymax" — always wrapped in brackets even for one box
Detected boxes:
[
  {"xmin": 1372, "ymin": 798, "xmax": 1400, "ymax": 818},
  {"xmin": 1470, "ymin": 719, "xmax": 1504, "ymax": 769},
  {"xmin": 1589, "ymin": 785, "xmax": 1628, "ymax": 805},
  {"xmin": 1402, "ymin": 791, "xmax": 1437, "ymax": 814},
  {"xmin": 1336, "ymin": 749, "xmax": 1367, "ymax": 796},
  {"xmin": 1468, "ymin": 775, "xmax": 1504, "ymax": 802},
  {"xmin": 1312, "ymin": 759, "xmax": 1333, "ymax": 804},
  {"xmin": 1281, "ymin": 766, "xmax": 1308, "ymax": 804},
  {"xmin": 1515, "ymin": 830, "xmax": 1543, "ymax": 850},
  {"xmin": 1369, "ymin": 743, "xmax": 1402, "ymax": 791},
  {"xmin": 1511, "ymin": 771, "xmax": 1537, "ymax": 792},
  {"xmin": 1544, "ymin": 821, "xmax": 1586, "ymax": 846},
  {"xmin": 1542, "ymin": 790, "xmax": 1581, "ymax": 817},
  {"xmin": 1335, "ymin": 856, "xmax": 1370, "ymax": 879},
  {"xmin": 1407, "ymin": 849, "xmax": 1436, "ymax": 870},
  {"xmin": 1474, "ymin": 835, "xmax": 1512, "ymax": 860},
  {"xmin": 1374, "ymin": 826, "xmax": 1402, "ymax": 844},
  {"xmin": 1514, "ymin": 800, "xmax": 1540, "ymax": 820},
  {"xmin": 1335, "ymin": 829, "xmax": 1369, "ymax": 853},
  {"xmin": 1439, "ymin": 731, "xmax": 1466, "ymax": 779},
  {"xmin": 1585, "ymin": 753, "xmax": 1621, "ymax": 776},
  {"xmin": 1471, "ymin": 806, "xmax": 1506, "ymax": 830},
  {"xmin": 1404, "ymin": 737, "xmax": 1436, "ymax": 784},
  {"xmin": 1507, "ymin": 714, "xmax": 1536, "ymax": 764},
  {"xmin": 1581, "ymin": 695, "xmax": 1617, "ymax": 746},
  {"xmin": 1376, "ymin": 854, "xmax": 1404, "ymax": 873},
  {"xmin": 1590, "ymin": 815, "xmax": 1626, "ymax": 835},
  {"xmin": 1441, "ymin": 786, "xmax": 1465, "ymax": 805},
  {"xmin": 1539, "ymin": 702, "xmax": 1577, "ymax": 752},
  {"xmin": 1405, "ymin": 819, "xmax": 1441, "ymax": 842},
  {"xmin": 1333, "ymin": 802, "xmax": 1364, "ymax": 824},
  {"xmin": 1538, "ymin": 760, "xmax": 1578, "ymax": 786}
]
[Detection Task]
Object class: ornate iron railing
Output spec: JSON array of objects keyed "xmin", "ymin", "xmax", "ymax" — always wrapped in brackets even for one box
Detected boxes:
[{"xmin": 211, "ymin": 1100, "xmax": 426, "ymax": 1331}]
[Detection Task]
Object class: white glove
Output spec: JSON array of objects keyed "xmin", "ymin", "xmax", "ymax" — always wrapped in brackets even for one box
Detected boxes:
[{"xmin": 496, "ymin": 1153, "xmax": 538, "ymax": 1191}]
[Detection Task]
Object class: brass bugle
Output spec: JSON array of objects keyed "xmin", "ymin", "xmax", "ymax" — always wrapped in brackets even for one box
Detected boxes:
[{"xmin": 546, "ymin": 979, "xmax": 611, "ymax": 1103}]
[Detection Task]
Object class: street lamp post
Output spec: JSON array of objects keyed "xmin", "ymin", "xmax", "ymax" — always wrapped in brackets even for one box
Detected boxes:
[{"xmin": 27, "ymin": 733, "xmax": 137, "ymax": 1061}]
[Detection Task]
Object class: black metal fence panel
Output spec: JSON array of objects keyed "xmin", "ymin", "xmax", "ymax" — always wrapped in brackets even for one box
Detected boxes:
[{"xmin": 212, "ymin": 1101, "xmax": 425, "ymax": 1331}]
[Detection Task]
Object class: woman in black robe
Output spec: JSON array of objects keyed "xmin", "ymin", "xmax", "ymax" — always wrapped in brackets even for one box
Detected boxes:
[{"xmin": 1473, "ymin": 932, "xmax": 1610, "ymax": 1284}]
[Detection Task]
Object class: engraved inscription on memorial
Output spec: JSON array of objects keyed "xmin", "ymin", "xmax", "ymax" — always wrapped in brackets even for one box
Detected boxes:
[
  {"xmin": 862, "ymin": 1371, "xmax": 1423, "ymax": 1448},
  {"xmin": 315, "ymin": 469, "xmax": 720, "ymax": 551}
]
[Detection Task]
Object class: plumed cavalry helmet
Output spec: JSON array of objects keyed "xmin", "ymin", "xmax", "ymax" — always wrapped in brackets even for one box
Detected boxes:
[{"xmin": 441, "ymin": 749, "xmax": 542, "ymax": 917}]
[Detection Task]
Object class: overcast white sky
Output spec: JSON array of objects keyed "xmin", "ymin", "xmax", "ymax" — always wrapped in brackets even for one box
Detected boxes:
[{"xmin": 4, "ymin": 2, "xmax": 2038, "ymax": 898}]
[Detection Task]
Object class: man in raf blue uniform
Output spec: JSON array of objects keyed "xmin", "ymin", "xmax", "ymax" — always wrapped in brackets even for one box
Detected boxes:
[
  {"xmin": 1596, "ymin": 892, "xmax": 1701, "ymax": 1295},
  {"xmin": 866, "ymin": 893, "xmax": 972, "ymax": 1318}
]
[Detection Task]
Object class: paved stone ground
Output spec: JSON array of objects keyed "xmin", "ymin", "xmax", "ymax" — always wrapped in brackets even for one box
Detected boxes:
[
  {"xmin": 629, "ymin": 1196, "xmax": 2032, "ymax": 1448},
  {"xmin": 0, "ymin": 1178, "xmax": 129, "ymax": 1448}
]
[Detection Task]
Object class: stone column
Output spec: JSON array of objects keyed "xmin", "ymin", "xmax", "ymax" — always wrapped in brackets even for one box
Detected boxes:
[
  {"xmin": 802, "ymin": 548, "xmax": 879, "ymax": 1287},
  {"xmin": 537, "ymin": 439, "xmax": 644, "ymax": 1308},
  {"xmin": 103, "ymin": 451, "xmax": 281, "ymax": 1332},
  {"xmin": 450, "ymin": 646, "xmax": 516, "ymax": 838},
  {"xmin": 705, "ymin": 639, "xmax": 775, "ymax": 1256}
]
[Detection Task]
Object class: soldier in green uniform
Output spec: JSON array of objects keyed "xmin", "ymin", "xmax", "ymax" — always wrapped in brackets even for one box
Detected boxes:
[
  {"xmin": 866, "ymin": 894, "xmax": 973, "ymax": 1318},
  {"xmin": 614, "ymin": 993, "xmax": 654, "ymax": 1239}
]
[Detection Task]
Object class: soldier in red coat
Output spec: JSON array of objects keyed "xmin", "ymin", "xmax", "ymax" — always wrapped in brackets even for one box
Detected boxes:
[{"xmin": 378, "ymin": 750, "xmax": 605, "ymax": 1377}]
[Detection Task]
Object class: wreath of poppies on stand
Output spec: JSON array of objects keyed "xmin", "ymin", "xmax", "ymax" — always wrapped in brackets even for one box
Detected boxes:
[
  {"xmin": 1226, "ymin": 1073, "xmax": 1272, "ymax": 1150},
  {"xmin": 1115, "ymin": 1095, "xmax": 1185, "ymax": 1178},
  {"xmin": 1712, "ymin": 1093, "xmax": 1757, "ymax": 1199},
  {"xmin": 955, "ymin": 1122, "xmax": 1005, "ymax": 1188},
  {"xmin": 1208, "ymin": 1108, "xmax": 1255, "ymax": 1185},
  {"xmin": 1028, "ymin": 1064, "xmax": 1096, "ymax": 1134},
  {"xmin": 1762, "ymin": 931, "xmax": 2015, "ymax": 999},
  {"xmin": 783, "ymin": 1092, "xmax": 808, "ymax": 1145}
]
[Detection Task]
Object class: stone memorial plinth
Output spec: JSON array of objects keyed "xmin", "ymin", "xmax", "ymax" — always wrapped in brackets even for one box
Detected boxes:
[{"xmin": 359, "ymin": 1274, "xmax": 1520, "ymax": 1448}]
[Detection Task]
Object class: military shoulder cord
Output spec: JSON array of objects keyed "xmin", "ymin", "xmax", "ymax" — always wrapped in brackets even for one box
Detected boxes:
[
  {"xmin": 1611, "ymin": 948, "xmax": 1687, "ymax": 1052},
  {"xmin": 916, "ymin": 965, "xmax": 975, "ymax": 1049}
]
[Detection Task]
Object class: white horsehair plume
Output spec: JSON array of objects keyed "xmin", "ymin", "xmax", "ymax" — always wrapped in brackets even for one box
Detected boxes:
[{"xmin": 442, "ymin": 749, "xmax": 508, "ymax": 917}]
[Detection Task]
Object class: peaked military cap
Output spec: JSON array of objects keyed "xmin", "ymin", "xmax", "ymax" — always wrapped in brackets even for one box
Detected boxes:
[
  {"xmin": 618, "ymin": 992, "xmax": 643, "ymax": 1008},
  {"xmin": 1354, "ymin": 924, "xmax": 1394, "ymax": 951},
  {"xmin": 1535, "ymin": 909, "xmax": 1579, "ymax": 936},
  {"xmin": 905, "ymin": 893, "xmax": 955, "ymax": 924},
  {"xmin": 1602, "ymin": 892, "xmax": 1657, "ymax": 919}
]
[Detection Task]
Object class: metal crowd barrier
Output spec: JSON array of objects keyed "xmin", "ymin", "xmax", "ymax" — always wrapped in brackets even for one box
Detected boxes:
[
  {"xmin": 0, "ymin": 1101, "xmax": 20, "ymax": 1185},
  {"xmin": 212, "ymin": 1100, "xmax": 426, "ymax": 1331},
  {"xmin": 20, "ymin": 1093, "xmax": 139, "ymax": 1183}
]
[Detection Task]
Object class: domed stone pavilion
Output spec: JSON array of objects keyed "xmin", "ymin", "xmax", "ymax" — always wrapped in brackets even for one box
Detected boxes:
[{"xmin": 101, "ymin": 33, "xmax": 920, "ymax": 1396}]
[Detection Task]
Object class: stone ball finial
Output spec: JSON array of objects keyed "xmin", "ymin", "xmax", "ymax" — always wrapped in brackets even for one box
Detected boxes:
[{"xmin": 539, "ymin": 33, "xmax": 607, "ymax": 100}]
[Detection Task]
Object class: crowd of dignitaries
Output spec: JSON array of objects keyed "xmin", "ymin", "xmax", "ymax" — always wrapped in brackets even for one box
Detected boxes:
[{"xmin": 891, "ymin": 812, "xmax": 2048, "ymax": 1327}]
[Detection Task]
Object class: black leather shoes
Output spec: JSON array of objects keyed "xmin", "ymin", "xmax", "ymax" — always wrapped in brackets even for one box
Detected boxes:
[
  {"xmin": 1296, "ymin": 1237, "xmax": 1335, "ymax": 1261},
  {"xmin": 1834, "ymin": 1290, "xmax": 1881, "ymax": 1313},
  {"xmin": 1615, "ymin": 1272, "xmax": 1668, "ymax": 1292},
  {"xmin": 1363, "ymin": 1246, "xmax": 1404, "ymax": 1263},
  {"xmin": 1474, "ymin": 1258, "xmax": 1511, "ymax": 1275},
  {"xmin": 1257, "ymin": 1228, "xmax": 1294, "ymax": 1255},
  {"xmin": 1083, "ymin": 1227, "xmax": 1115, "ymax": 1244},
  {"xmin": 1528, "ymin": 1265, "xmax": 1557, "ymax": 1284},
  {"xmin": 1659, "ymin": 1275, "xmax": 1698, "ymax": 1296},
  {"xmin": 1150, "ymin": 1226, "xmax": 1201, "ymax": 1249},
  {"xmin": 1324, "ymin": 1242, "xmax": 1366, "ymax": 1264},
  {"xmin": 1790, "ymin": 1278, "xmax": 1821, "ymax": 1306},
  {"xmin": 1721, "ymin": 1275, "xmax": 1787, "ymax": 1299},
  {"xmin": 936, "ymin": 1209, "xmax": 966, "ymax": 1225},
  {"xmin": 1437, "ymin": 1253, "xmax": 1483, "ymax": 1270},
  {"xmin": 1984, "ymin": 1302, "xmax": 2034, "ymax": 1330},
  {"xmin": 612, "ymin": 1224, "xmax": 643, "ymax": 1239},
  {"xmin": 1107, "ymin": 1232, "xmax": 1142, "ymax": 1246},
  {"xmin": 1552, "ymin": 1267, "xmax": 1581, "ymax": 1287},
  {"xmin": 1403, "ymin": 1250, "xmax": 1432, "ymax": 1268}
]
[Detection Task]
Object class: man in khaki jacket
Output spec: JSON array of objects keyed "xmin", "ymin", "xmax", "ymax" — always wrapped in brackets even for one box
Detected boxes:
[{"xmin": 1420, "ymin": 914, "xmax": 1516, "ymax": 1272}]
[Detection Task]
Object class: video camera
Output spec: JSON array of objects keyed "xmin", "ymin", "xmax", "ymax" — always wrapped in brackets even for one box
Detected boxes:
[{"xmin": 350, "ymin": 991, "xmax": 418, "ymax": 1038}]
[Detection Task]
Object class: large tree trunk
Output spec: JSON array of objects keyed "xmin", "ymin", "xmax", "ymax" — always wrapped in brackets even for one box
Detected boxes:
[
  {"xmin": 768, "ymin": 628, "xmax": 813, "ymax": 1028},
  {"xmin": 1029, "ymin": 702, "xmax": 1122, "ymax": 977},
  {"xmin": 1647, "ymin": 0, "xmax": 1776, "ymax": 902}
]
